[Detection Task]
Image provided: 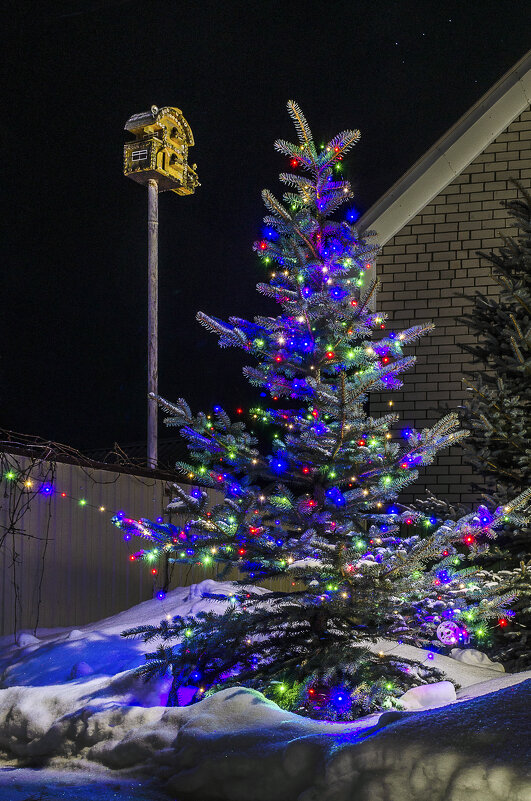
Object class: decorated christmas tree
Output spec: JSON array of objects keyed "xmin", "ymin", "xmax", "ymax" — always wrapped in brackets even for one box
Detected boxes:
[{"xmin": 114, "ymin": 103, "xmax": 526, "ymax": 718}]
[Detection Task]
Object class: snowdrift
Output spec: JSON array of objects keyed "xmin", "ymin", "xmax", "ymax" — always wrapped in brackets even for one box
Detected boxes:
[{"xmin": 0, "ymin": 580, "xmax": 529, "ymax": 801}]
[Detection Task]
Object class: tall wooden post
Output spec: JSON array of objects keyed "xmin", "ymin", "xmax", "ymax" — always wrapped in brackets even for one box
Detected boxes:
[
  {"xmin": 123, "ymin": 106, "xmax": 199, "ymax": 471},
  {"xmin": 147, "ymin": 179, "xmax": 159, "ymax": 469}
]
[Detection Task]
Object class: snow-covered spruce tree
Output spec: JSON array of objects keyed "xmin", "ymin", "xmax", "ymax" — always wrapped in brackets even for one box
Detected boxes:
[
  {"xmin": 459, "ymin": 185, "xmax": 531, "ymax": 535},
  {"xmin": 457, "ymin": 184, "xmax": 531, "ymax": 669},
  {"xmin": 114, "ymin": 103, "xmax": 523, "ymax": 718}
]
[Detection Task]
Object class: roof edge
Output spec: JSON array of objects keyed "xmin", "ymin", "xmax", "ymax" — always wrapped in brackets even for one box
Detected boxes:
[{"xmin": 358, "ymin": 50, "xmax": 531, "ymax": 245}]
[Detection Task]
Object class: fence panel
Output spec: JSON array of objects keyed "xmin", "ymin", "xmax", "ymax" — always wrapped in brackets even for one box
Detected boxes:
[{"xmin": 0, "ymin": 453, "xmax": 294, "ymax": 638}]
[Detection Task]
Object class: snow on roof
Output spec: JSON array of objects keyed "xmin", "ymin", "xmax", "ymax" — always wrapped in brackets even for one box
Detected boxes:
[
  {"xmin": 124, "ymin": 110, "xmax": 156, "ymax": 131},
  {"xmin": 359, "ymin": 49, "xmax": 531, "ymax": 246}
]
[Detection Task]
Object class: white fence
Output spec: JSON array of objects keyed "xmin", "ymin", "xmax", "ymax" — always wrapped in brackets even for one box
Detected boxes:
[{"xmin": 0, "ymin": 452, "xmax": 223, "ymax": 638}]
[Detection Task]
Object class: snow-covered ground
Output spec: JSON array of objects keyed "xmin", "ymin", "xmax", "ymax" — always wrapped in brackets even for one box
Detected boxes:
[
  {"xmin": 0, "ymin": 766, "xmax": 170, "ymax": 800},
  {"xmin": 0, "ymin": 579, "xmax": 529, "ymax": 801}
]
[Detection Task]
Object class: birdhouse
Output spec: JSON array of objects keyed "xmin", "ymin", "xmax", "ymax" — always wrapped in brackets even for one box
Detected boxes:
[{"xmin": 123, "ymin": 105, "xmax": 199, "ymax": 194}]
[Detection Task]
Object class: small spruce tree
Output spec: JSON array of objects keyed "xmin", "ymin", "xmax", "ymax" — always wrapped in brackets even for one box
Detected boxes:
[
  {"xmin": 114, "ymin": 104, "xmax": 525, "ymax": 717},
  {"xmin": 459, "ymin": 185, "xmax": 531, "ymax": 531},
  {"xmin": 457, "ymin": 184, "xmax": 531, "ymax": 668}
]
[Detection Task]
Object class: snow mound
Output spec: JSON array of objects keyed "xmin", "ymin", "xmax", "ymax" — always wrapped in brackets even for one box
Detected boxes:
[
  {"xmin": 0, "ymin": 580, "xmax": 509, "ymax": 691},
  {"xmin": 69, "ymin": 661, "xmax": 94, "ymax": 679},
  {"xmin": 450, "ymin": 647, "xmax": 506, "ymax": 672},
  {"xmin": 0, "ymin": 580, "xmax": 530, "ymax": 801},
  {"xmin": 15, "ymin": 633, "xmax": 40, "ymax": 648},
  {"xmin": 0, "ymin": 766, "xmax": 171, "ymax": 800},
  {"xmin": 399, "ymin": 680, "xmax": 456, "ymax": 710},
  {"xmin": 366, "ymin": 638, "xmax": 507, "ymax": 688},
  {"xmin": 0, "ymin": 674, "xmax": 529, "ymax": 801},
  {"xmin": 0, "ymin": 580, "xmax": 247, "ymax": 688},
  {"xmin": 301, "ymin": 680, "xmax": 531, "ymax": 801}
]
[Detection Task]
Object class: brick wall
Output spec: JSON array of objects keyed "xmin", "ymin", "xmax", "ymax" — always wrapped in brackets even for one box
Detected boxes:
[{"xmin": 371, "ymin": 107, "xmax": 531, "ymax": 505}]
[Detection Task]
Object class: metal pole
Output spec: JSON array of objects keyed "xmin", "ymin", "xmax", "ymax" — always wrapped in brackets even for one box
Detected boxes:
[{"xmin": 147, "ymin": 179, "xmax": 158, "ymax": 469}]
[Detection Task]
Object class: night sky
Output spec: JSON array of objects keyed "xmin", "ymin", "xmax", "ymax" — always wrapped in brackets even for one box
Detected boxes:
[{"xmin": 3, "ymin": 0, "xmax": 530, "ymax": 455}]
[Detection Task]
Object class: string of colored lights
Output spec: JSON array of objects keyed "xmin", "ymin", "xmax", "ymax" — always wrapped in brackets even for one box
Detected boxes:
[{"xmin": 2, "ymin": 469, "xmax": 109, "ymax": 513}]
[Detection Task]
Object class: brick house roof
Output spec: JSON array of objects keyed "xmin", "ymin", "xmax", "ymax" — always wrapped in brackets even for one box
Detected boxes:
[{"xmin": 359, "ymin": 49, "xmax": 531, "ymax": 246}]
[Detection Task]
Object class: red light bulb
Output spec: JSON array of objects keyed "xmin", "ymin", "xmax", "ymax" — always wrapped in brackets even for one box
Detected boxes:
[{"xmin": 151, "ymin": 568, "xmax": 157, "ymax": 575}]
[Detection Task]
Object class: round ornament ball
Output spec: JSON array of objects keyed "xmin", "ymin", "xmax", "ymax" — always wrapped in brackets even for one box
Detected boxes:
[{"xmin": 436, "ymin": 621, "xmax": 463, "ymax": 645}]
